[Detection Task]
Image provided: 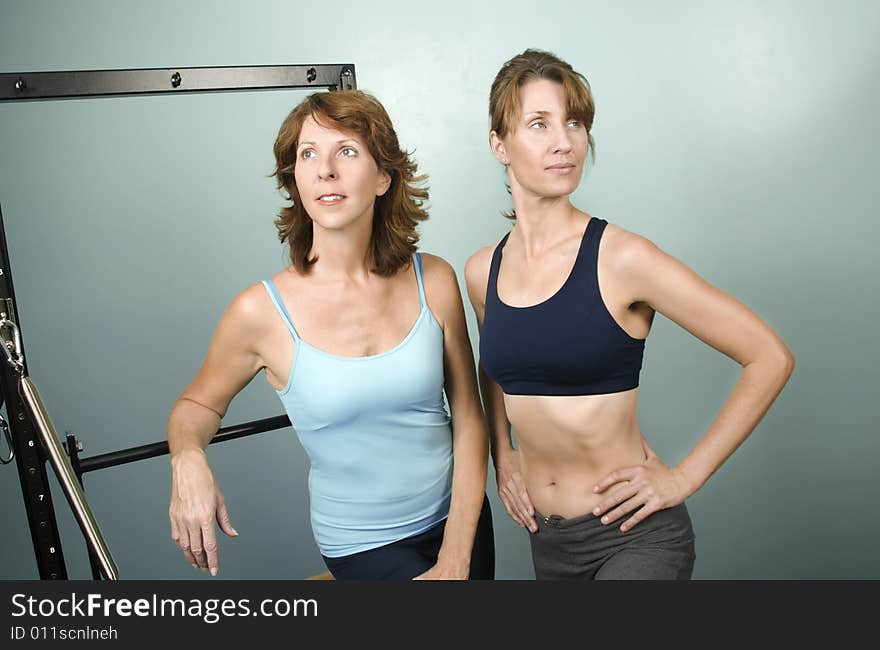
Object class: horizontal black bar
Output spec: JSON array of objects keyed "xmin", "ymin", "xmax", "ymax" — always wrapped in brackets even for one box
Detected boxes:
[
  {"xmin": 0, "ymin": 64, "xmax": 355, "ymax": 101},
  {"xmin": 78, "ymin": 414, "xmax": 292, "ymax": 473}
]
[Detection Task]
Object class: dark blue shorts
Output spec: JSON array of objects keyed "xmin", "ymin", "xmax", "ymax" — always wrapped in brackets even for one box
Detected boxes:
[{"xmin": 322, "ymin": 494, "xmax": 495, "ymax": 580}]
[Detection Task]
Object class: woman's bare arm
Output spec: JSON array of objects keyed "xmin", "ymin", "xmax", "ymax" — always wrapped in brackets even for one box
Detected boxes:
[
  {"xmin": 465, "ymin": 246, "xmax": 537, "ymax": 532},
  {"xmin": 167, "ymin": 284, "xmax": 272, "ymax": 575},
  {"xmin": 413, "ymin": 254, "xmax": 489, "ymax": 579},
  {"xmin": 592, "ymin": 231, "xmax": 795, "ymax": 531}
]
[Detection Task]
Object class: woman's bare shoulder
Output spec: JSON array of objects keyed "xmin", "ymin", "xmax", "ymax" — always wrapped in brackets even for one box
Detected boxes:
[
  {"xmin": 600, "ymin": 222, "xmax": 663, "ymax": 273},
  {"xmin": 221, "ymin": 279, "xmax": 282, "ymax": 336},
  {"xmin": 464, "ymin": 243, "xmax": 496, "ymax": 278},
  {"xmin": 418, "ymin": 252, "xmax": 458, "ymax": 295}
]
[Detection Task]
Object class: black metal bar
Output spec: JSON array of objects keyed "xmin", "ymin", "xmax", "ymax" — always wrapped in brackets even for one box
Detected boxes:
[
  {"xmin": 0, "ymin": 206, "xmax": 68, "ymax": 579},
  {"xmin": 78, "ymin": 414, "xmax": 291, "ymax": 474},
  {"xmin": 0, "ymin": 64, "xmax": 355, "ymax": 101},
  {"xmin": 65, "ymin": 434, "xmax": 102, "ymax": 580}
]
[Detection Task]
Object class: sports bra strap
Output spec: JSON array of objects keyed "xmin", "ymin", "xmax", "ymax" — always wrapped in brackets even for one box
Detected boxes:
[
  {"xmin": 261, "ymin": 279, "xmax": 301, "ymax": 342},
  {"xmin": 486, "ymin": 233, "xmax": 510, "ymax": 305}
]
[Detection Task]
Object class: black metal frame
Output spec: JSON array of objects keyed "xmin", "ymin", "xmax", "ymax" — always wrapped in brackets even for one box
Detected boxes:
[
  {"xmin": 0, "ymin": 63, "xmax": 355, "ymax": 579},
  {"xmin": 0, "ymin": 218, "xmax": 68, "ymax": 579},
  {"xmin": 0, "ymin": 64, "xmax": 355, "ymax": 101}
]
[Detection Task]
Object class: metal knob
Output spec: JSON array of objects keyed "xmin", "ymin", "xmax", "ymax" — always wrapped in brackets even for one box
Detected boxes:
[{"xmin": 340, "ymin": 67, "xmax": 353, "ymax": 90}]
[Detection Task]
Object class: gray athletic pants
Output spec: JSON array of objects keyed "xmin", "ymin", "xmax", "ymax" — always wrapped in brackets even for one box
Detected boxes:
[{"xmin": 529, "ymin": 503, "xmax": 696, "ymax": 580}]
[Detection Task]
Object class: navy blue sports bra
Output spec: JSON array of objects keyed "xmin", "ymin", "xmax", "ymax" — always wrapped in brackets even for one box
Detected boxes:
[{"xmin": 479, "ymin": 217, "xmax": 646, "ymax": 396}]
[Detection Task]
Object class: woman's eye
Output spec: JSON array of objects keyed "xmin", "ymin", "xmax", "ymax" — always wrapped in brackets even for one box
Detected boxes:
[
  {"xmin": 300, "ymin": 149, "xmax": 315, "ymax": 160},
  {"xmin": 529, "ymin": 121, "xmax": 546, "ymax": 129},
  {"xmin": 568, "ymin": 119, "xmax": 581, "ymax": 128},
  {"xmin": 340, "ymin": 147, "xmax": 357, "ymax": 157}
]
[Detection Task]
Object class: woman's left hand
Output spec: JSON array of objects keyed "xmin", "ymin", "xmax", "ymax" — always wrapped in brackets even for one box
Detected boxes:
[
  {"xmin": 591, "ymin": 439, "xmax": 694, "ymax": 532},
  {"xmin": 412, "ymin": 560, "xmax": 470, "ymax": 580}
]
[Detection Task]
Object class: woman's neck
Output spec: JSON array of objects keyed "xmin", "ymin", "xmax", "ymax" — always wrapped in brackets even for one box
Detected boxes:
[
  {"xmin": 308, "ymin": 217, "xmax": 374, "ymax": 281},
  {"xmin": 509, "ymin": 194, "xmax": 584, "ymax": 257}
]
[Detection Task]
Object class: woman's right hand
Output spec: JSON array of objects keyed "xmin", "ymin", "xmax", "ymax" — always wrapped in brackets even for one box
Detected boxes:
[
  {"xmin": 169, "ymin": 448, "xmax": 238, "ymax": 576},
  {"xmin": 495, "ymin": 448, "xmax": 538, "ymax": 533}
]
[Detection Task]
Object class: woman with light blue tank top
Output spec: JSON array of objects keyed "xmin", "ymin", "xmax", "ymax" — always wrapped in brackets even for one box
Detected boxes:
[
  {"xmin": 167, "ymin": 90, "xmax": 494, "ymax": 580},
  {"xmin": 261, "ymin": 253, "xmax": 454, "ymax": 558}
]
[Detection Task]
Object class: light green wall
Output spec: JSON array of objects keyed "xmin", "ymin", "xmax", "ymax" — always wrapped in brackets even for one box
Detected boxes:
[{"xmin": 1, "ymin": 0, "xmax": 877, "ymax": 579}]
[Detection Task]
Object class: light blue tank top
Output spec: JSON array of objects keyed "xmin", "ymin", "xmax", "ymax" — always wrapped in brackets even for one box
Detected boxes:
[{"xmin": 261, "ymin": 253, "xmax": 453, "ymax": 558}]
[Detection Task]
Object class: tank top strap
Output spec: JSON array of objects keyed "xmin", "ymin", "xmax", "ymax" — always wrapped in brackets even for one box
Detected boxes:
[
  {"xmin": 261, "ymin": 279, "xmax": 301, "ymax": 343},
  {"xmin": 413, "ymin": 252, "xmax": 427, "ymax": 309},
  {"xmin": 486, "ymin": 232, "xmax": 511, "ymax": 305}
]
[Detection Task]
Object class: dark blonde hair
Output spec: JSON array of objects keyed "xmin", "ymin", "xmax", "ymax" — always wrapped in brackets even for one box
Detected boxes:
[
  {"xmin": 272, "ymin": 90, "xmax": 428, "ymax": 276},
  {"xmin": 490, "ymin": 49, "xmax": 596, "ymax": 219}
]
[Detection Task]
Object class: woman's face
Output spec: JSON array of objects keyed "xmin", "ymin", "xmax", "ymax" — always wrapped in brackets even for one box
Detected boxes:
[
  {"xmin": 294, "ymin": 114, "xmax": 390, "ymax": 231},
  {"xmin": 492, "ymin": 78, "xmax": 588, "ymax": 200}
]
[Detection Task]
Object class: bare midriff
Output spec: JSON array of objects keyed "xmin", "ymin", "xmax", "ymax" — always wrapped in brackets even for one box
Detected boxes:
[{"xmin": 504, "ymin": 387, "xmax": 647, "ymax": 520}]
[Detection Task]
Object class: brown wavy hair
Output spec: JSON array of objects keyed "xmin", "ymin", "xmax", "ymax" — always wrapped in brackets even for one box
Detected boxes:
[
  {"xmin": 489, "ymin": 49, "xmax": 596, "ymax": 219},
  {"xmin": 272, "ymin": 90, "xmax": 428, "ymax": 276}
]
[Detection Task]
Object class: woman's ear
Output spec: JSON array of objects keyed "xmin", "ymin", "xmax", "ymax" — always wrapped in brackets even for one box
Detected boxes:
[
  {"xmin": 489, "ymin": 131, "xmax": 509, "ymax": 166},
  {"xmin": 376, "ymin": 168, "xmax": 392, "ymax": 197}
]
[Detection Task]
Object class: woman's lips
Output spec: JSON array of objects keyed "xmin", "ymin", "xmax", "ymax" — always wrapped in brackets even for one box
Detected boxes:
[
  {"xmin": 546, "ymin": 164, "xmax": 575, "ymax": 175},
  {"xmin": 316, "ymin": 194, "xmax": 346, "ymax": 205}
]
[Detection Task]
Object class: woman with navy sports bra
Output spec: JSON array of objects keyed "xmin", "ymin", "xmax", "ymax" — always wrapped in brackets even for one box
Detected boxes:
[
  {"xmin": 166, "ymin": 90, "xmax": 494, "ymax": 580},
  {"xmin": 464, "ymin": 49, "xmax": 794, "ymax": 579}
]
